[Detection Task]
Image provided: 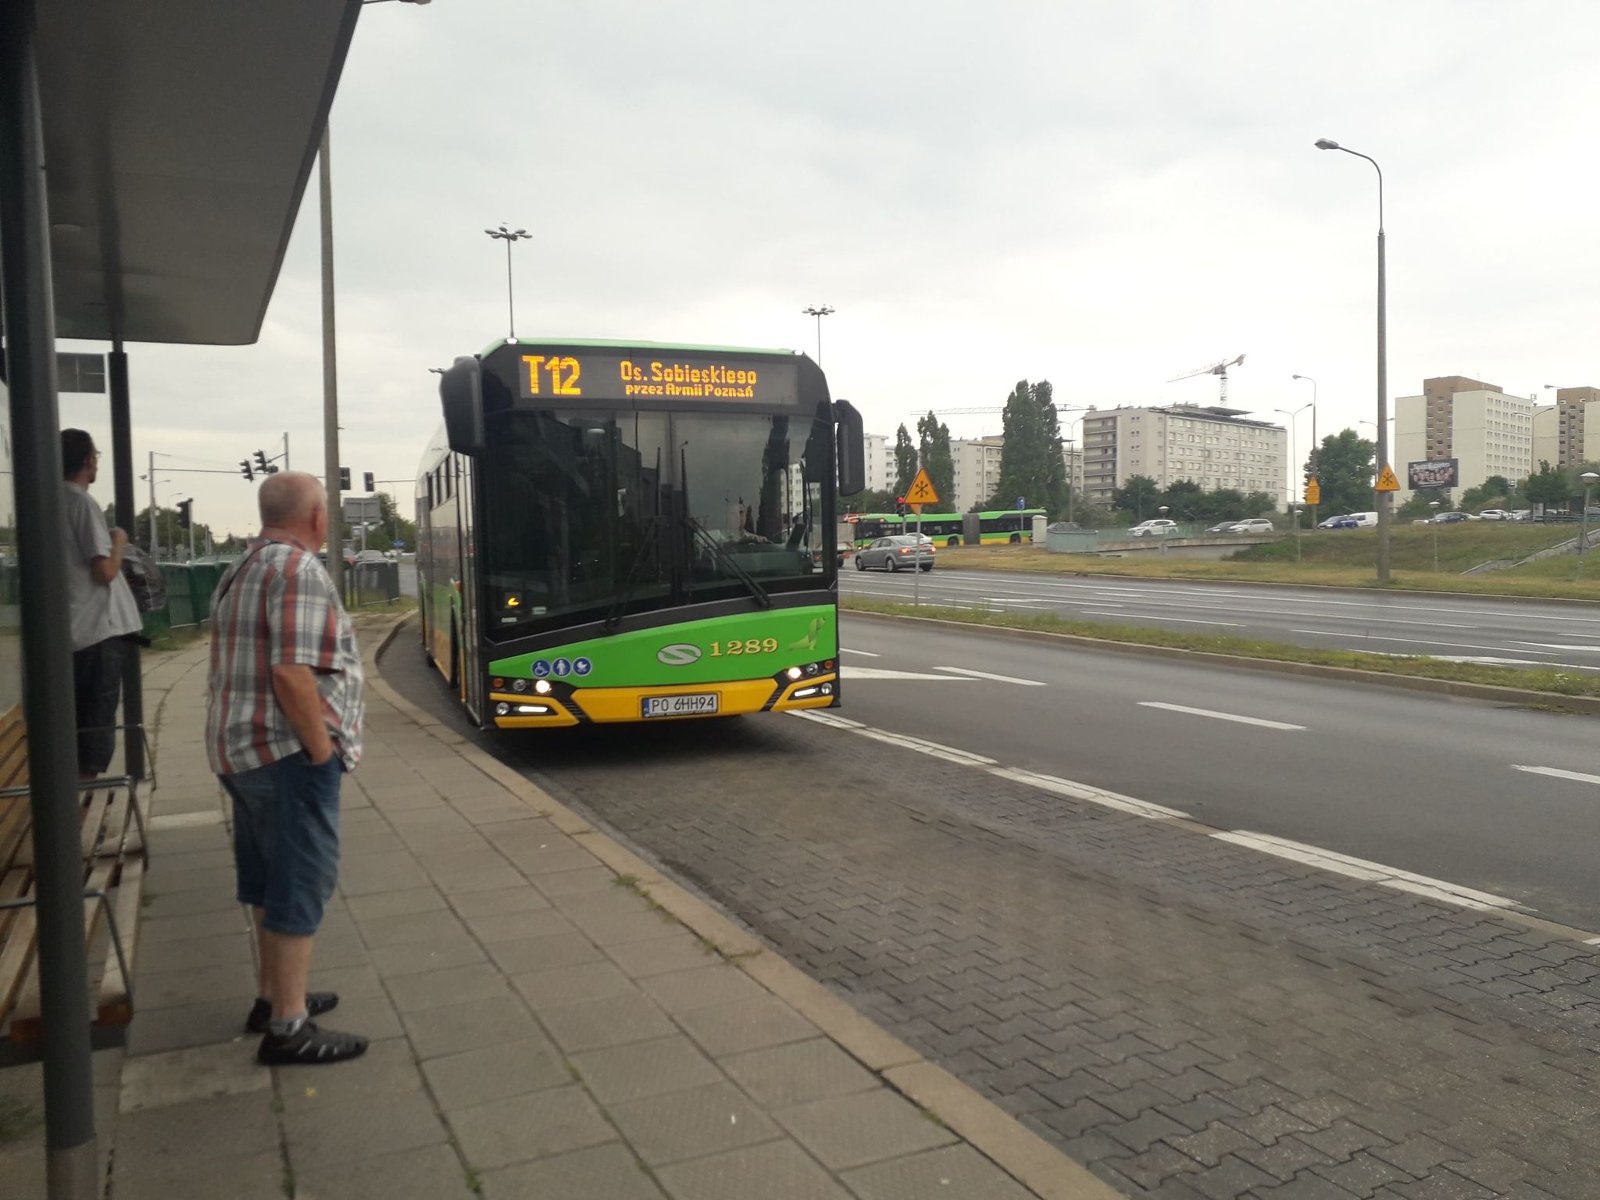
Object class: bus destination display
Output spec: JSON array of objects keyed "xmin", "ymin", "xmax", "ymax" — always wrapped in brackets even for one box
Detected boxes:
[{"xmin": 510, "ymin": 349, "xmax": 799, "ymax": 406}]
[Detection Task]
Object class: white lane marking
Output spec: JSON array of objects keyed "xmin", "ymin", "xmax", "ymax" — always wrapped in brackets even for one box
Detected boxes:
[
  {"xmin": 1213, "ymin": 831, "xmax": 1524, "ymax": 911},
  {"xmin": 1513, "ymin": 642, "xmax": 1600, "ymax": 653},
  {"xmin": 989, "ymin": 767, "xmax": 1188, "ymax": 819},
  {"xmin": 1585, "ymin": 936, "xmax": 1600, "ymax": 947},
  {"xmin": 842, "ymin": 667, "xmax": 973, "ymax": 681},
  {"xmin": 1079, "ymin": 610, "xmax": 1244, "ymax": 626},
  {"xmin": 855, "ymin": 727, "xmax": 996, "ymax": 767},
  {"xmin": 1291, "ymin": 629, "xmax": 1562, "ymax": 656},
  {"xmin": 1138, "ymin": 701, "xmax": 1306, "ymax": 731},
  {"xmin": 839, "ymin": 647, "xmax": 880, "ymax": 657},
  {"xmin": 1512, "ymin": 764, "xmax": 1600, "ymax": 787},
  {"xmin": 933, "ymin": 666, "xmax": 1048, "ymax": 687},
  {"xmin": 788, "ymin": 712, "xmax": 1526, "ymax": 916}
]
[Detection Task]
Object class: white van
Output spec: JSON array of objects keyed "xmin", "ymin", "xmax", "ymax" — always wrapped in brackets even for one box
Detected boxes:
[{"xmin": 1347, "ymin": 511, "xmax": 1378, "ymax": 528}]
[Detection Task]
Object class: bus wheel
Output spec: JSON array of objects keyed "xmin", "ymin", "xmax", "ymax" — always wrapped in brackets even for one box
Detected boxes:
[
  {"xmin": 947, "ymin": 536, "xmax": 959, "ymax": 548},
  {"xmin": 1009, "ymin": 533, "xmax": 1021, "ymax": 544}
]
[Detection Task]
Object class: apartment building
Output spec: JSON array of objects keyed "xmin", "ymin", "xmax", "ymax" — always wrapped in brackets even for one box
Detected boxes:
[
  {"xmin": 1552, "ymin": 386, "xmax": 1600, "ymax": 468},
  {"xmin": 950, "ymin": 436, "xmax": 1004, "ymax": 512},
  {"xmin": 1392, "ymin": 376, "xmax": 1534, "ymax": 498},
  {"xmin": 861, "ymin": 433, "xmax": 897, "ymax": 496},
  {"xmin": 1079, "ymin": 404, "xmax": 1287, "ymax": 507}
]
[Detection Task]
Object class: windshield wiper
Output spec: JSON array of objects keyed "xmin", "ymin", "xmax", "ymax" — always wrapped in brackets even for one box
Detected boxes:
[
  {"xmin": 603, "ymin": 516, "xmax": 666, "ymax": 633},
  {"xmin": 685, "ymin": 516, "xmax": 771, "ymax": 609}
]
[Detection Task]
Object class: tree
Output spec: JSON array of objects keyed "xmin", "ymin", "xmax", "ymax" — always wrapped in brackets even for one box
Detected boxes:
[
  {"xmin": 990, "ymin": 379, "xmax": 1066, "ymax": 515},
  {"xmin": 1241, "ymin": 491, "xmax": 1278, "ymax": 518},
  {"xmin": 1111, "ymin": 475, "xmax": 1163, "ymax": 521},
  {"xmin": 840, "ymin": 488, "xmax": 897, "ymax": 513},
  {"xmin": 1522, "ymin": 460, "xmax": 1573, "ymax": 509},
  {"xmin": 376, "ymin": 492, "xmax": 418, "ymax": 552},
  {"xmin": 915, "ymin": 412, "xmax": 955, "ymax": 506},
  {"xmin": 1311, "ymin": 430, "xmax": 1377, "ymax": 516},
  {"xmin": 1160, "ymin": 479, "xmax": 1206, "ymax": 520},
  {"xmin": 893, "ymin": 425, "xmax": 917, "ymax": 497}
]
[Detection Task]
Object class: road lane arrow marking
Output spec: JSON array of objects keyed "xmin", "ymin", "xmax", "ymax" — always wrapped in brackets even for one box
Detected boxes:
[
  {"xmin": 1138, "ymin": 702, "xmax": 1306, "ymax": 731},
  {"xmin": 841, "ymin": 667, "xmax": 973, "ymax": 681}
]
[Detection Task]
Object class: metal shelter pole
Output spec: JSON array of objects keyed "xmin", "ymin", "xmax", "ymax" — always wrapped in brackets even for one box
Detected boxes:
[
  {"xmin": 0, "ymin": 4, "xmax": 101, "ymax": 1194},
  {"xmin": 109, "ymin": 347, "xmax": 145, "ymax": 779},
  {"xmin": 320, "ymin": 127, "xmax": 344, "ymax": 598}
]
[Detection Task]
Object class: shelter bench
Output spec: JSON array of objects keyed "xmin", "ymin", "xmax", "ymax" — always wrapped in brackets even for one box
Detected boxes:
[{"xmin": 0, "ymin": 704, "xmax": 150, "ymax": 1062}]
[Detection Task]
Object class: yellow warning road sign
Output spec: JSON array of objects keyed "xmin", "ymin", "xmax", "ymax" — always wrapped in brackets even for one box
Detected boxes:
[
  {"xmin": 1375, "ymin": 464, "xmax": 1400, "ymax": 492},
  {"xmin": 1304, "ymin": 478, "xmax": 1321, "ymax": 506},
  {"xmin": 905, "ymin": 468, "xmax": 940, "ymax": 507}
]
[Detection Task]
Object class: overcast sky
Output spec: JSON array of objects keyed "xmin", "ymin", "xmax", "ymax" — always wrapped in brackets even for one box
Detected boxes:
[{"xmin": 53, "ymin": 0, "xmax": 1600, "ymax": 536}]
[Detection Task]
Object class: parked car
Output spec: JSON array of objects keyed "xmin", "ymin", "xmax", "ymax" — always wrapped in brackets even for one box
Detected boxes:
[
  {"xmin": 837, "ymin": 541, "xmax": 853, "ymax": 567},
  {"xmin": 1229, "ymin": 518, "xmax": 1275, "ymax": 535},
  {"xmin": 1128, "ymin": 519, "xmax": 1180, "ymax": 537},
  {"xmin": 854, "ymin": 534, "xmax": 935, "ymax": 572}
]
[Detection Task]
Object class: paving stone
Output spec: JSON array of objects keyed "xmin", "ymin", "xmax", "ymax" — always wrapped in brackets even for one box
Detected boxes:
[
  {"xmin": 369, "ymin": 933, "xmax": 488, "ymax": 978},
  {"xmin": 448, "ymin": 885, "xmax": 554, "ymax": 917},
  {"xmin": 657, "ymin": 1138, "xmax": 852, "ymax": 1200},
  {"xmin": 638, "ymin": 963, "xmax": 770, "ymax": 1014},
  {"xmin": 281, "ymin": 1089, "xmax": 449, "ymax": 1169},
  {"xmin": 404, "ymin": 993, "xmax": 544, "ymax": 1060},
  {"xmin": 537, "ymin": 992, "xmax": 678, "ymax": 1052},
  {"xmin": 572, "ymin": 909, "xmax": 684, "ymax": 946},
  {"xmin": 448, "ymin": 1085, "xmax": 614, "ymax": 1170},
  {"xmin": 569, "ymin": 1035, "xmax": 724, "ymax": 1103},
  {"xmin": 842, "ymin": 1142, "xmax": 1037, "ymax": 1199},
  {"xmin": 114, "ymin": 1091, "xmax": 280, "ymax": 1174},
  {"xmin": 462, "ymin": 907, "xmax": 575, "ymax": 943},
  {"xmin": 125, "ymin": 997, "xmax": 246, "ymax": 1057},
  {"xmin": 119, "ymin": 1041, "xmax": 270, "ymax": 1113},
  {"xmin": 346, "ymin": 886, "xmax": 447, "ymax": 921},
  {"xmin": 386, "ymin": 961, "xmax": 511, "ymax": 1013},
  {"xmin": 422, "ymin": 1035, "xmax": 569, "ymax": 1111},
  {"xmin": 488, "ymin": 929, "xmax": 609, "ymax": 974},
  {"xmin": 534, "ymin": 866, "xmax": 622, "ymax": 897},
  {"xmin": 133, "ymin": 961, "xmax": 258, "ymax": 1010},
  {"xmin": 776, "ymin": 1088, "xmax": 955, "ymax": 1171},
  {"xmin": 357, "ymin": 907, "xmax": 471, "ymax": 948},
  {"xmin": 609, "ymin": 1080, "xmax": 781, "ymax": 1167},
  {"xmin": 480, "ymin": 1142, "xmax": 667, "ymax": 1200},
  {"xmin": 511, "ymin": 959, "xmax": 636, "ymax": 1009},
  {"xmin": 676, "ymin": 996, "xmax": 819, "ymax": 1058},
  {"xmin": 293, "ymin": 1143, "xmax": 475, "ymax": 1200},
  {"xmin": 720, "ymin": 1038, "xmax": 878, "ymax": 1109},
  {"xmin": 109, "ymin": 1149, "xmax": 286, "ymax": 1200}
]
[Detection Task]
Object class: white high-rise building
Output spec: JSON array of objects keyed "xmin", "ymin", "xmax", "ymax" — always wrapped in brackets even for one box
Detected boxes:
[
  {"xmin": 861, "ymin": 432, "xmax": 896, "ymax": 496},
  {"xmin": 950, "ymin": 436, "xmax": 1005, "ymax": 512},
  {"xmin": 1078, "ymin": 404, "xmax": 1287, "ymax": 507},
  {"xmin": 1392, "ymin": 377, "xmax": 1534, "ymax": 500}
]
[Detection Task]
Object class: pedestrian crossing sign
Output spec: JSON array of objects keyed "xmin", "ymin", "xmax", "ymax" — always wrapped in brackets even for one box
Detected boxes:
[
  {"xmin": 1375, "ymin": 464, "xmax": 1400, "ymax": 492},
  {"xmin": 905, "ymin": 468, "xmax": 940, "ymax": 508}
]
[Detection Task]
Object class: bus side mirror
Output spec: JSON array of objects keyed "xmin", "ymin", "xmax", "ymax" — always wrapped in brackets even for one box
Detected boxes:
[
  {"xmin": 440, "ymin": 356, "xmax": 484, "ymax": 455},
  {"xmin": 834, "ymin": 399, "xmax": 865, "ymax": 496}
]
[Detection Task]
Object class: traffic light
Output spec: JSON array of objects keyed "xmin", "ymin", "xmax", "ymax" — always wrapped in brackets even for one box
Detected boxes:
[
  {"xmin": 176, "ymin": 499, "xmax": 193, "ymax": 530},
  {"xmin": 364, "ymin": 471, "xmax": 375, "ymax": 493},
  {"xmin": 253, "ymin": 449, "xmax": 270, "ymax": 474},
  {"xmin": 239, "ymin": 459, "xmax": 254, "ymax": 481},
  {"xmin": 339, "ymin": 466, "xmax": 351, "ymax": 492},
  {"xmin": 895, "ymin": 495, "xmax": 906, "ymax": 515}
]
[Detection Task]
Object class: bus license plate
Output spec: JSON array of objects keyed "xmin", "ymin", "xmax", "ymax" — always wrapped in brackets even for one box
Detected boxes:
[{"xmin": 642, "ymin": 693, "xmax": 720, "ymax": 718}]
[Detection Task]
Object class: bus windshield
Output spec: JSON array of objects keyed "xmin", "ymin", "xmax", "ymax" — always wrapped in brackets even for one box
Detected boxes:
[{"xmin": 480, "ymin": 406, "xmax": 830, "ymax": 634}]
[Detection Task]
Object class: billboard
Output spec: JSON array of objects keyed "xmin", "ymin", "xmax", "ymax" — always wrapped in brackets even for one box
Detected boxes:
[{"xmin": 1407, "ymin": 458, "xmax": 1459, "ymax": 490}]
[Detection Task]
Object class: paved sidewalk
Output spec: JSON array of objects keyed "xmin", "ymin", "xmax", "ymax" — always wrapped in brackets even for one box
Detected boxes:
[{"xmin": 17, "ymin": 620, "xmax": 1103, "ymax": 1200}]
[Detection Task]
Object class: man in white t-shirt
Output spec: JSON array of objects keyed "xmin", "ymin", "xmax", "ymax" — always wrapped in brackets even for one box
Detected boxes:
[{"xmin": 61, "ymin": 429, "xmax": 142, "ymax": 779}]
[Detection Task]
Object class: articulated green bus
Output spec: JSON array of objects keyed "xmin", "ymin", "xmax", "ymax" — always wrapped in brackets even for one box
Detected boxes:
[
  {"xmin": 417, "ymin": 339, "xmax": 864, "ymax": 730},
  {"xmin": 847, "ymin": 508, "xmax": 1047, "ymax": 547}
]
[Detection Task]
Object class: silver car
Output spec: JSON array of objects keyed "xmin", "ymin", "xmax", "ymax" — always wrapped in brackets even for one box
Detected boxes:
[{"xmin": 854, "ymin": 534, "xmax": 936, "ymax": 572}]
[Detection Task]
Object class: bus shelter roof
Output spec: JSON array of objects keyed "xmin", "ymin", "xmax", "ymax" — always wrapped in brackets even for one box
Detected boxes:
[{"xmin": 38, "ymin": 0, "xmax": 361, "ymax": 346}]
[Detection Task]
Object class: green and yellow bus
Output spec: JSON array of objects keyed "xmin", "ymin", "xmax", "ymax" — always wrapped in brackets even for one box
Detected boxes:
[
  {"xmin": 417, "ymin": 338, "xmax": 864, "ymax": 730},
  {"xmin": 847, "ymin": 508, "xmax": 1046, "ymax": 547}
]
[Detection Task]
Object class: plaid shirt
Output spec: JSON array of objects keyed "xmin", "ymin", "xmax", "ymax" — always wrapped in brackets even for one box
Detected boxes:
[{"xmin": 206, "ymin": 537, "xmax": 364, "ymax": 775}]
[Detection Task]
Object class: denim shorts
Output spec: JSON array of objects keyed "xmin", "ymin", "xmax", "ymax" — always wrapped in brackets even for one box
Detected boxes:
[{"xmin": 221, "ymin": 751, "xmax": 344, "ymax": 936}]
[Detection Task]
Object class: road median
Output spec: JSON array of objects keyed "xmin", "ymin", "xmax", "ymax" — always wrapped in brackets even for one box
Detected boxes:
[{"xmin": 841, "ymin": 599, "xmax": 1600, "ymax": 714}]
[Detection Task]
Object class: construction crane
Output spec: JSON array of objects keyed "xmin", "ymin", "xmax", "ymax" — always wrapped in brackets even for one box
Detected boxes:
[
  {"xmin": 1168, "ymin": 353, "xmax": 1245, "ymax": 405},
  {"xmin": 931, "ymin": 404, "xmax": 1087, "ymax": 416}
]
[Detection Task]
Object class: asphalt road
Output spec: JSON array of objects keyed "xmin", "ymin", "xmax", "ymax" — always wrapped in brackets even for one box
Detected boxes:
[{"xmin": 841, "ymin": 563, "xmax": 1600, "ymax": 674}]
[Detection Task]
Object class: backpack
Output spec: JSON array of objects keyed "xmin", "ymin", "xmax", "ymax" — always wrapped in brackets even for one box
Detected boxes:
[{"xmin": 121, "ymin": 543, "xmax": 168, "ymax": 612}]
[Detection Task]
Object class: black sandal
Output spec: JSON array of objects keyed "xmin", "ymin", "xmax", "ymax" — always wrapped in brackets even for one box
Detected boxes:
[
  {"xmin": 257, "ymin": 1021, "xmax": 368, "ymax": 1066},
  {"xmin": 246, "ymin": 991, "xmax": 339, "ymax": 1034}
]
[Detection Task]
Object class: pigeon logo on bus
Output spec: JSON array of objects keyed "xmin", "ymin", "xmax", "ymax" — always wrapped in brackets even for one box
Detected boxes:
[{"xmin": 656, "ymin": 643, "xmax": 702, "ymax": 667}]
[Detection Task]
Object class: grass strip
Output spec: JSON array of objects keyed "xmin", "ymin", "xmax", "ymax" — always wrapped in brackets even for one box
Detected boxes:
[{"xmin": 841, "ymin": 597, "xmax": 1600, "ymax": 699}]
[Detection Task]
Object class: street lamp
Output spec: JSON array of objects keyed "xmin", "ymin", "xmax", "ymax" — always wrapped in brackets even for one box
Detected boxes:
[
  {"xmin": 1157, "ymin": 505, "xmax": 1170, "ymax": 555},
  {"xmin": 1315, "ymin": 137, "xmax": 1391, "ymax": 584},
  {"xmin": 801, "ymin": 305, "xmax": 835, "ymax": 366},
  {"xmin": 1275, "ymin": 403, "xmax": 1312, "ymax": 512},
  {"xmin": 1581, "ymin": 471, "xmax": 1599, "ymax": 558},
  {"xmin": 485, "ymin": 224, "xmax": 532, "ymax": 339},
  {"xmin": 1291, "ymin": 374, "xmax": 1319, "ymax": 520},
  {"xmin": 1290, "ymin": 505, "xmax": 1302, "ymax": 562},
  {"xmin": 1429, "ymin": 500, "xmax": 1440, "ymax": 571}
]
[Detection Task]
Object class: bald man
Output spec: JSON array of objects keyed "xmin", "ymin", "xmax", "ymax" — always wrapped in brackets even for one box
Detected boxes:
[{"xmin": 206, "ymin": 472, "xmax": 367, "ymax": 1065}]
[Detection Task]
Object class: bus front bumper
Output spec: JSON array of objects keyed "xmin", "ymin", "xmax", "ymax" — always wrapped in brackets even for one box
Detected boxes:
[{"xmin": 487, "ymin": 673, "xmax": 838, "ymax": 728}]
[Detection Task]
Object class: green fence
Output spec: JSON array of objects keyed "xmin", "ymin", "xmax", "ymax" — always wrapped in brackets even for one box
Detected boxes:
[{"xmin": 142, "ymin": 556, "xmax": 400, "ymax": 635}]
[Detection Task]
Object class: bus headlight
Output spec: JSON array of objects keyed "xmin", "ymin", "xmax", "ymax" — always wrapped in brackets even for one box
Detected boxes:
[
  {"xmin": 534, "ymin": 679, "xmax": 552, "ymax": 695},
  {"xmin": 495, "ymin": 702, "xmax": 510, "ymax": 716},
  {"xmin": 511, "ymin": 678, "xmax": 528, "ymax": 693},
  {"xmin": 786, "ymin": 667, "xmax": 803, "ymax": 681}
]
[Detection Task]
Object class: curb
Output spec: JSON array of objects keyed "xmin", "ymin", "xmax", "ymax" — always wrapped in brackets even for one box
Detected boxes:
[
  {"xmin": 934, "ymin": 558, "xmax": 1600, "ymax": 607},
  {"xmin": 840, "ymin": 607, "xmax": 1600, "ymax": 717},
  {"xmin": 364, "ymin": 614, "xmax": 1120, "ymax": 1200}
]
